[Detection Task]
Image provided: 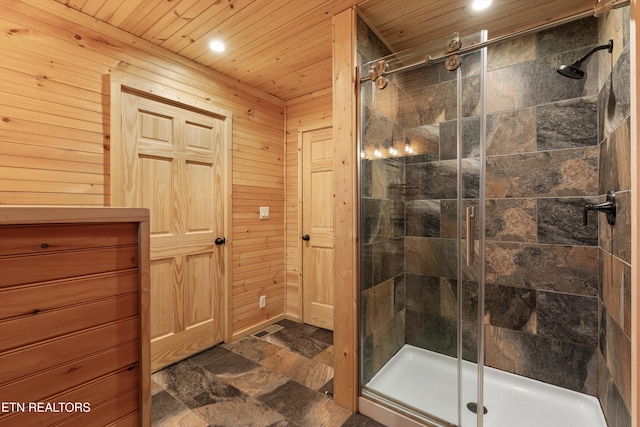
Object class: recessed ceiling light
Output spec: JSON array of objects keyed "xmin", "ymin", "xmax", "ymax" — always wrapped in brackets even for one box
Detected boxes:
[
  {"xmin": 471, "ymin": 0, "xmax": 492, "ymax": 11},
  {"xmin": 209, "ymin": 40, "xmax": 225, "ymax": 53}
]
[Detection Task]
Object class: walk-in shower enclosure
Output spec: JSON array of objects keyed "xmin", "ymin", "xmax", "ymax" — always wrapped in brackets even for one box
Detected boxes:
[{"xmin": 358, "ymin": 9, "xmax": 631, "ymax": 427}]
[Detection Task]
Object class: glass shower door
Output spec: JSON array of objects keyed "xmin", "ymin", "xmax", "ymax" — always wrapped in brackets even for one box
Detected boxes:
[{"xmin": 359, "ymin": 33, "xmax": 487, "ymax": 427}]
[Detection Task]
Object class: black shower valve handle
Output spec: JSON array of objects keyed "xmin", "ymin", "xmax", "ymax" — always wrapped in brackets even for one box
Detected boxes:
[{"xmin": 583, "ymin": 191, "xmax": 616, "ymax": 226}]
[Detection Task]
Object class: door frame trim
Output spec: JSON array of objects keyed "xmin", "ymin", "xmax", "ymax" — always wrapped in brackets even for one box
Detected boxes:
[
  {"xmin": 297, "ymin": 125, "xmax": 333, "ymax": 325},
  {"xmin": 109, "ymin": 71, "xmax": 233, "ymax": 342}
]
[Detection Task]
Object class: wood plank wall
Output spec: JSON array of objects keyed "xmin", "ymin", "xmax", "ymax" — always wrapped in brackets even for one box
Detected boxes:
[
  {"xmin": 0, "ymin": 0, "xmax": 286, "ymax": 340},
  {"xmin": 284, "ymin": 89, "xmax": 333, "ymax": 321}
]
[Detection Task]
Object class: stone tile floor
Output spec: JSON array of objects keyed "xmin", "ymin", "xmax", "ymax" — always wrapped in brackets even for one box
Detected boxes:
[{"xmin": 152, "ymin": 319, "xmax": 385, "ymax": 426}]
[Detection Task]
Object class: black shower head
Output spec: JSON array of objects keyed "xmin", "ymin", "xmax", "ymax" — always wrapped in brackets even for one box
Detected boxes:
[
  {"xmin": 557, "ymin": 39, "xmax": 613, "ymax": 80},
  {"xmin": 557, "ymin": 61, "xmax": 586, "ymax": 79}
]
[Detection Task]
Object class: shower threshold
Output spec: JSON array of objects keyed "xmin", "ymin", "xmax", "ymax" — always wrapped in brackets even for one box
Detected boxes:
[{"xmin": 363, "ymin": 345, "xmax": 606, "ymax": 427}]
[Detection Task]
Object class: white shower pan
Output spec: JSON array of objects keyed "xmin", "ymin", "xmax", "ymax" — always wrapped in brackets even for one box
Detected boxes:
[{"xmin": 363, "ymin": 345, "xmax": 607, "ymax": 427}]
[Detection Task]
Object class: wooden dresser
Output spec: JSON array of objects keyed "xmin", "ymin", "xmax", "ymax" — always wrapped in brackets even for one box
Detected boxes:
[{"xmin": 0, "ymin": 207, "xmax": 150, "ymax": 426}]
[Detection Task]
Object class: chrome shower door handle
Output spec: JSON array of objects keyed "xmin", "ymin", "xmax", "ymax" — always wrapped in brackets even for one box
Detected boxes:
[{"xmin": 466, "ymin": 206, "xmax": 475, "ymax": 267}]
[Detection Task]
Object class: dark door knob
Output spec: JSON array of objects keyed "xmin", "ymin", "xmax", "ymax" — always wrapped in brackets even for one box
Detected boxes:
[
  {"xmin": 301, "ymin": 234, "xmax": 310, "ymax": 241},
  {"xmin": 215, "ymin": 237, "xmax": 226, "ymax": 245}
]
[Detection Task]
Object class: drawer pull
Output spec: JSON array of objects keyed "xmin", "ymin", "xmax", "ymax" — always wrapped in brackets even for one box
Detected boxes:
[{"xmin": 41, "ymin": 243, "xmax": 49, "ymax": 249}]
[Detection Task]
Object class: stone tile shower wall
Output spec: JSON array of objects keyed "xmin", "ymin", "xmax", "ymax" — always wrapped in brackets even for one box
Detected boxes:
[
  {"xmin": 357, "ymin": 17, "xmax": 407, "ymax": 384},
  {"xmin": 401, "ymin": 43, "xmax": 483, "ymax": 362},
  {"xmin": 596, "ymin": 7, "xmax": 631, "ymax": 427},
  {"xmin": 400, "ymin": 17, "xmax": 604, "ymax": 396},
  {"xmin": 479, "ymin": 18, "xmax": 603, "ymax": 396}
]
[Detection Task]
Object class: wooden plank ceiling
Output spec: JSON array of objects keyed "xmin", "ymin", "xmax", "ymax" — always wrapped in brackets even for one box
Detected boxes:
[{"xmin": 54, "ymin": 0, "xmax": 595, "ymax": 101}]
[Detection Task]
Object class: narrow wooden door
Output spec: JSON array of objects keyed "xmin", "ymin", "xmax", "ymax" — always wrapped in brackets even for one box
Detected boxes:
[
  {"xmin": 120, "ymin": 91, "xmax": 226, "ymax": 371},
  {"xmin": 302, "ymin": 127, "xmax": 335, "ymax": 330}
]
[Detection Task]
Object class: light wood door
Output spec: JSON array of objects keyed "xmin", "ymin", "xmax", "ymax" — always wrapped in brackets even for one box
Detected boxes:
[
  {"xmin": 120, "ymin": 91, "xmax": 226, "ymax": 371},
  {"xmin": 302, "ymin": 127, "xmax": 335, "ymax": 330}
]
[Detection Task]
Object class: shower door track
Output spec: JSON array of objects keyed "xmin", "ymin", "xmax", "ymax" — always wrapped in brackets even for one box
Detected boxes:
[{"xmin": 359, "ymin": 1, "xmax": 629, "ymax": 83}]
